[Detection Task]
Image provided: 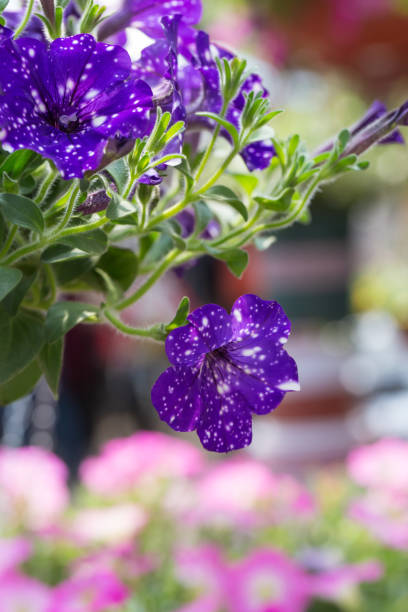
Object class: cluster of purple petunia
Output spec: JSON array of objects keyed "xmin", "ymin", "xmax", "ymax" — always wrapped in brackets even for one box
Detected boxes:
[{"xmin": 0, "ymin": 0, "xmax": 276, "ymax": 180}]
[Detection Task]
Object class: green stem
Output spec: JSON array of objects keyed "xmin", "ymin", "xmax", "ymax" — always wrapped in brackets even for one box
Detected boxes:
[
  {"xmin": 146, "ymin": 196, "xmax": 190, "ymax": 230},
  {"xmin": 211, "ymin": 207, "xmax": 262, "ymax": 248},
  {"xmin": 57, "ymin": 216, "xmax": 109, "ymax": 238},
  {"xmin": 196, "ymin": 148, "xmax": 238, "ymax": 195},
  {"xmin": 116, "ymin": 249, "xmax": 179, "ymax": 311},
  {"xmin": 104, "ymin": 309, "xmax": 162, "ymax": 340},
  {"xmin": 56, "ymin": 183, "xmax": 79, "ymax": 233},
  {"xmin": 35, "ymin": 167, "xmax": 58, "ymax": 205},
  {"xmin": 43, "ymin": 264, "xmax": 57, "ymax": 309},
  {"xmin": 0, "ymin": 225, "xmax": 18, "ymax": 259},
  {"xmin": 1, "ymin": 213, "xmax": 109, "ymax": 266},
  {"xmin": 2, "ymin": 240, "xmax": 45, "ymax": 265},
  {"xmin": 14, "ymin": 0, "xmax": 35, "ymax": 37},
  {"xmin": 194, "ymin": 99, "xmax": 229, "ymax": 182},
  {"xmin": 252, "ymin": 177, "xmax": 321, "ymax": 235}
]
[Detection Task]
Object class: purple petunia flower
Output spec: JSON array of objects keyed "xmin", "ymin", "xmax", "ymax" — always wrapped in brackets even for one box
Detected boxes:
[
  {"xmin": 133, "ymin": 20, "xmax": 275, "ymax": 173},
  {"xmin": 316, "ymin": 100, "xmax": 405, "ymax": 157},
  {"xmin": 151, "ymin": 294, "xmax": 299, "ymax": 452},
  {"xmin": 0, "ymin": 24, "xmax": 13, "ymax": 44},
  {"xmin": 98, "ymin": 0, "xmax": 202, "ymax": 44},
  {"xmin": 191, "ymin": 31, "xmax": 276, "ymax": 172},
  {"xmin": 0, "ymin": 34, "xmax": 153, "ymax": 179}
]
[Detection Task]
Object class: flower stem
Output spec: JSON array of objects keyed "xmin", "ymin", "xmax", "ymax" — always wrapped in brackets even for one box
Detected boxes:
[
  {"xmin": 56, "ymin": 183, "xmax": 80, "ymax": 233},
  {"xmin": 116, "ymin": 249, "xmax": 179, "ymax": 311},
  {"xmin": 0, "ymin": 225, "xmax": 18, "ymax": 260},
  {"xmin": 35, "ymin": 167, "xmax": 58, "ymax": 205},
  {"xmin": 104, "ymin": 309, "xmax": 162, "ymax": 340},
  {"xmin": 196, "ymin": 148, "xmax": 238, "ymax": 194},
  {"xmin": 14, "ymin": 0, "xmax": 35, "ymax": 38}
]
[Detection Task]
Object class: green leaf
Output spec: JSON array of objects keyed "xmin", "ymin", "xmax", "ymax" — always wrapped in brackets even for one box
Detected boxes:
[
  {"xmin": 288, "ymin": 134, "xmax": 300, "ymax": 158},
  {"xmin": 0, "ymin": 0, "xmax": 10, "ymax": 13},
  {"xmin": 154, "ymin": 221, "xmax": 186, "ymax": 250},
  {"xmin": 272, "ymin": 138, "xmax": 286, "ymax": 168},
  {"xmin": 207, "ymin": 247, "xmax": 249, "ymax": 278},
  {"xmin": 254, "ymin": 188, "xmax": 294, "ymax": 212},
  {"xmin": 107, "ymin": 193, "xmax": 136, "ymax": 220},
  {"xmin": 166, "ymin": 296, "xmax": 190, "ymax": 331},
  {"xmin": 174, "ymin": 158, "xmax": 194, "ymax": 191},
  {"xmin": 337, "ymin": 129, "xmax": 350, "ymax": 154},
  {"xmin": 195, "ymin": 111, "xmax": 240, "ymax": 147},
  {"xmin": 53, "ymin": 257, "xmax": 94, "ymax": 285},
  {"xmin": 0, "ymin": 149, "xmax": 39, "ymax": 180},
  {"xmin": 60, "ymin": 229, "xmax": 108, "ymax": 255},
  {"xmin": 45, "ymin": 301, "xmax": 99, "ymax": 344},
  {"xmin": 0, "ymin": 309, "xmax": 44, "ymax": 384},
  {"xmin": 192, "ymin": 200, "xmax": 213, "ymax": 235},
  {"xmin": 105, "ymin": 157, "xmax": 129, "ymax": 192},
  {"xmin": 245, "ymin": 125, "xmax": 275, "ymax": 145},
  {"xmin": 97, "ymin": 246, "xmax": 138, "ymax": 292},
  {"xmin": 41, "ymin": 244, "xmax": 90, "ymax": 263},
  {"xmin": 38, "ymin": 339, "xmax": 64, "ymax": 398},
  {"xmin": 0, "ymin": 193, "xmax": 45, "ymax": 233},
  {"xmin": 254, "ymin": 234, "xmax": 276, "ymax": 251},
  {"xmin": 204, "ymin": 185, "xmax": 248, "ymax": 221},
  {"xmin": 0, "ymin": 212, "xmax": 7, "ymax": 247},
  {"xmin": 142, "ymin": 233, "xmax": 173, "ymax": 266},
  {"xmin": 2, "ymin": 265, "xmax": 37, "ymax": 315},
  {"xmin": 0, "ymin": 359, "xmax": 42, "ymax": 405},
  {"xmin": 232, "ymin": 174, "xmax": 259, "ymax": 196},
  {"xmin": 0, "ymin": 266, "xmax": 23, "ymax": 302}
]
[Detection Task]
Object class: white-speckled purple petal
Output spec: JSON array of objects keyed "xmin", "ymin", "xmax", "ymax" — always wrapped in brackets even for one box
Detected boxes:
[
  {"xmin": 151, "ymin": 365, "xmax": 203, "ymax": 431},
  {"xmin": 0, "ymin": 34, "xmax": 153, "ymax": 178},
  {"xmin": 165, "ymin": 322, "xmax": 208, "ymax": 366},
  {"xmin": 128, "ymin": 0, "xmax": 202, "ymax": 38},
  {"xmin": 197, "ymin": 378, "xmax": 252, "ymax": 452},
  {"xmin": 187, "ymin": 304, "xmax": 233, "ymax": 351},
  {"xmin": 230, "ymin": 294, "xmax": 292, "ymax": 345}
]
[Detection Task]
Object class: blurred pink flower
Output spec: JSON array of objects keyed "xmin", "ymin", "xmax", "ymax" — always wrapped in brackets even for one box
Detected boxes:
[
  {"xmin": 70, "ymin": 503, "xmax": 147, "ymax": 544},
  {"xmin": 0, "ymin": 537, "xmax": 32, "ymax": 576},
  {"xmin": 80, "ymin": 432, "xmax": 204, "ymax": 496},
  {"xmin": 209, "ymin": 11, "xmax": 252, "ymax": 49},
  {"xmin": 349, "ymin": 491, "xmax": 408, "ymax": 550},
  {"xmin": 74, "ymin": 541, "xmax": 155, "ymax": 581},
  {"xmin": 309, "ymin": 560, "xmax": 383, "ymax": 601},
  {"xmin": 225, "ymin": 549, "xmax": 310, "ymax": 612},
  {"xmin": 193, "ymin": 459, "xmax": 315, "ymax": 527},
  {"xmin": 176, "ymin": 545, "xmax": 226, "ymax": 596},
  {"xmin": 176, "ymin": 547, "xmax": 311, "ymax": 612},
  {"xmin": 0, "ymin": 573, "xmax": 52, "ymax": 612},
  {"xmin": 0, "ymin": 446, "xmax": 69, "ymax": 529},
  {"xmin": 49, "ymin": 569, "xmax": 129, "ymax": 612},
  {"xmin": 347, "ymin": 438, "xmax": 408, "ymax": 493}
]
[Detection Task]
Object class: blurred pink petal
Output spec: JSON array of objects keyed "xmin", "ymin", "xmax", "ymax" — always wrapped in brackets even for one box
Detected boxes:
[
  {"xmin": 225, "ymin": 549, "xmax": 310, "ymax": 612},
  {"xmin": 0, "ymin": 538, "xmax": 32, "ymax": 576},
  {"xmin": 74, "ymin": 541, "xmax": 155, "ymax": 581},
  {"xmin": 309, "ymin": 560, "xmax": 383, "ymax": 601},
  {"xmin": 0, "ymin": 573, "xmax": 52, "ymax": 612},
  {"xmin": 176, "ymin": 545, "xmax": 226, "ymax": 595},
  {"xmin": 0, "ymin": 446, "xmax": 68, "ymax": 529},
  {"xmin": 174, "ymin": 595, "xmax": 221, "ymax": 612},
  {"xmin": 349, "ymin": 491, "xmax": 408, "ymax": 550},
  {"xmin": 193, "ymin": 459, "xmax": 315, "ymax": 527},
  {"xmin": 347, "ymin": 438, "xmax": 408, "ymax": 493},
  {"xmin": 49, "ymin": 570, "xmax": 129, "ymax": 612},
  {"xmin": 80, "ymin": 432, "xmax": 204, "ymax": 496},
  {"xmin": 70, "ymin": 504, "xmax": 147, "ymax": 544}
]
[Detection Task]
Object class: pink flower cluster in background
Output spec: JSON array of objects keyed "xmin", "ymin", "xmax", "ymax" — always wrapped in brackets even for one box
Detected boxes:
[
  {"xmin": 348, "ymin": 438, "xmax": 408, "ymax": 550},
  {"xmin": 1, "ymin": 434, "xmax": 406, "ymax": 611}
]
